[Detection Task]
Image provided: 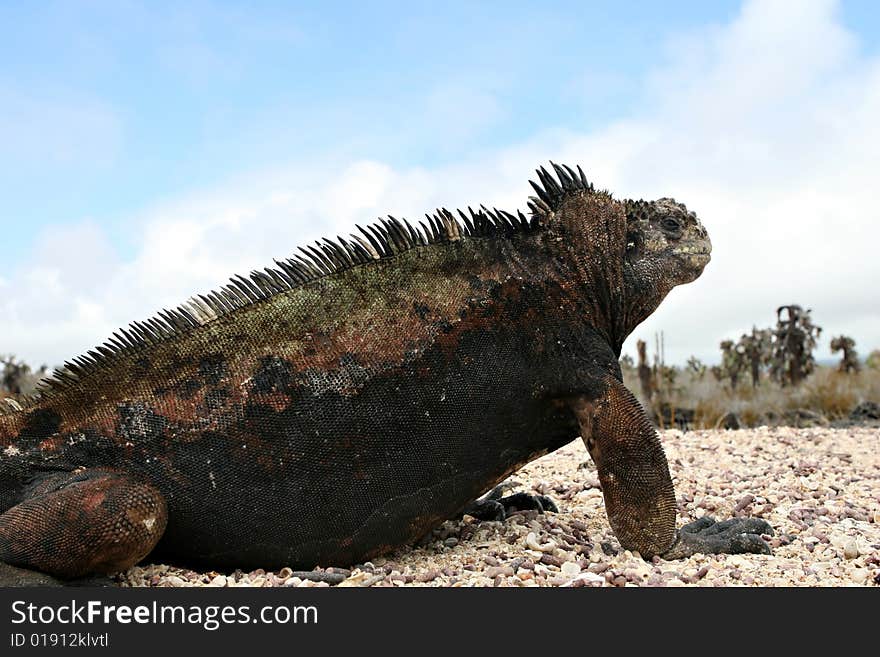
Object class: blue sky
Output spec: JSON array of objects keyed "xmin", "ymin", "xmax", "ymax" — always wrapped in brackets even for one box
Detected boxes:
[
  {"xmin": 0, "ymin": 0, "xmax": 767, "ymax": 261},
  {"xmin": 1, "ymin": 1, "xmax": 879, "ymax": 366}
]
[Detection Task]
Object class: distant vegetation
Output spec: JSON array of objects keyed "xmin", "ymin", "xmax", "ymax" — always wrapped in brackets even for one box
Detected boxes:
[
  {"xmin": 623, "ymin": 305, "xmax": 879, "ymax": 430},
  {"xmin": 623, "ymin": 360, "xmax": 880, "ymax": 430},
  {"xmin": 0, "ymin": 355, "xmax": 48, "ymax": 401}
]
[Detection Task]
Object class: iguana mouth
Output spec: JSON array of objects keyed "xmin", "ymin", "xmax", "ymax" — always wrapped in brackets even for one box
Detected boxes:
[{"xmin": 671, "ymin": 241, "xmax": 711, "ymax": 258}]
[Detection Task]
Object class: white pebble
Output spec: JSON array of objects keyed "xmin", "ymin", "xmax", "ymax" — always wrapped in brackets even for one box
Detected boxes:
[
  {"xmin": 561, "ymin": 561, "xmax": 581, "ymax": 578},
  {"xmin": 575, "ymin": 572, "xmax": 606, "ymax": 585},
  {"xmin": 525, "ymin": 532, "xmax": 557, "ymax": 553}
]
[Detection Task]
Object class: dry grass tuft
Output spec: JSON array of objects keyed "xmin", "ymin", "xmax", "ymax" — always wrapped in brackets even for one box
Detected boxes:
[{"xmin": 624, "ymin": 364, "xmax": 880, "ymax": 429}]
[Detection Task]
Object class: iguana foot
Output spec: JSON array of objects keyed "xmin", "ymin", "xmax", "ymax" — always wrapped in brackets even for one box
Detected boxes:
[
  {"xmin": 0, "ymin": 469, "xmax": 168, "ymax": 583},
  {"xmin": 662, "ymin": 517, "xmax": 774, "ymax": 560},
  {"xmin": 496, "ymin": 492, "xmax": 558, "ymax": 514},
  {"xmin": 463, "ymin": 484, "xmax": 558, "ymax": 521},
  {"xmin": 461, "ymin": 498, "xmax": 506, "ymax": 521}
]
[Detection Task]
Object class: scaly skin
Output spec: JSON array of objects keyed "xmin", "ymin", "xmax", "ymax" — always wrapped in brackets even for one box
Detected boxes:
[{"xmin": 0, "ymin": 164, "xmax": 771, "ymax": 585}]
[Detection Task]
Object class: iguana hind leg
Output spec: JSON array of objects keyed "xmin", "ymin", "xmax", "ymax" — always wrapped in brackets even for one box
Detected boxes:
[
  {"xmin": 462, "ymin": 483, "xmax": 558, "ymax": 521},
  {"xmin": 571, "ymin": 376, "xmax": 772, "ymax": 559},
  {"xmin": 0, "ymin": 469, "xmax": 167, "ymax": 585}
]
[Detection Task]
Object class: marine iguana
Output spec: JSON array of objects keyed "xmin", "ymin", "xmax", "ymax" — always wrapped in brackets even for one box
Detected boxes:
[{"xmin": 0, "ymin": 163, "xmax": 772, "ymax": 585}]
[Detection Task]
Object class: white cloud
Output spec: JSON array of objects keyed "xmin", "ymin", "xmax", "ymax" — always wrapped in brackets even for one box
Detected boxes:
[{"xmin": 2, "ymin": 0, "xmax": 878, "ymax": 370}]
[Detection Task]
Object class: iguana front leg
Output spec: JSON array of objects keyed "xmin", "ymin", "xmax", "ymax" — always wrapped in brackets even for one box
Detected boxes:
[
  {"xmin": 570, "ymin": 376, "xmax": 772, "ymax": 559},
  {"xmin": 0, "ymin": 469, "xmax": 167, "ymax": 586}
]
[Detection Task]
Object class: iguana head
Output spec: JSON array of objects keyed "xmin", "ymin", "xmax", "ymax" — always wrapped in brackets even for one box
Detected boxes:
[
  {"xmin": 616, "ymin": 196, "xmax": 711, "ymax": 339},
  {"xmin": 526, "ymin": 165, "xmax": 711, "ymax": 286},
  {"xmin": 624, "ymin": 197, "xmax": 711, "ymax": 287},
  {"xmin": 526, "ymin": 164, "xmax": 712, "ymax": 344}
]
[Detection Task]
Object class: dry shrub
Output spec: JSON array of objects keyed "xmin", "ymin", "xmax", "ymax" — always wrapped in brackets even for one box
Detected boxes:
[
  {"xmin": 793, "ymin": 369, "xmax": 858, "ymax": 420},
  {"xmin": 623, "ymin": 360, "xmax": 880, "ymax": 429}
]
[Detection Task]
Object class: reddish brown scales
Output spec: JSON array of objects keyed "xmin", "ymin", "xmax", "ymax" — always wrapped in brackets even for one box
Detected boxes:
[{"xmin": 0, "ymin": 471, "xmax": 167, "ymax": 578}]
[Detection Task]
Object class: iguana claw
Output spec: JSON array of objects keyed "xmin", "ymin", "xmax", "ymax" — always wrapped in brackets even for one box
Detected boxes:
[
  {"xmin": 462, "ymin": 485, "xmax": 559, "ymax": 521},
  {"xmin": 662, "ymin": 516, "xmax": 774, "ymax": 560}
]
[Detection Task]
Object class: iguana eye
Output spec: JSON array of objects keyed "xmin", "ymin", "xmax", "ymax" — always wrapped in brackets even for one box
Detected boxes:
[{"xmin": 660, "ymin": 217, "xmax": 681, "ymax": 232}]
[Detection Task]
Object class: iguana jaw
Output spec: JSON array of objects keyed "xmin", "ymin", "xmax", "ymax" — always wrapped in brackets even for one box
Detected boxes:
[
  {"xmin": 667, "ymin": 239, "xmax": 711, "ymax": 285},
  {"xmin": 671, "ymin": 239, "xmax": 712, "ymax": 272},
  {"xmin": 671, "ymin": 239, "xmax": 711, "ymax": 259}
]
